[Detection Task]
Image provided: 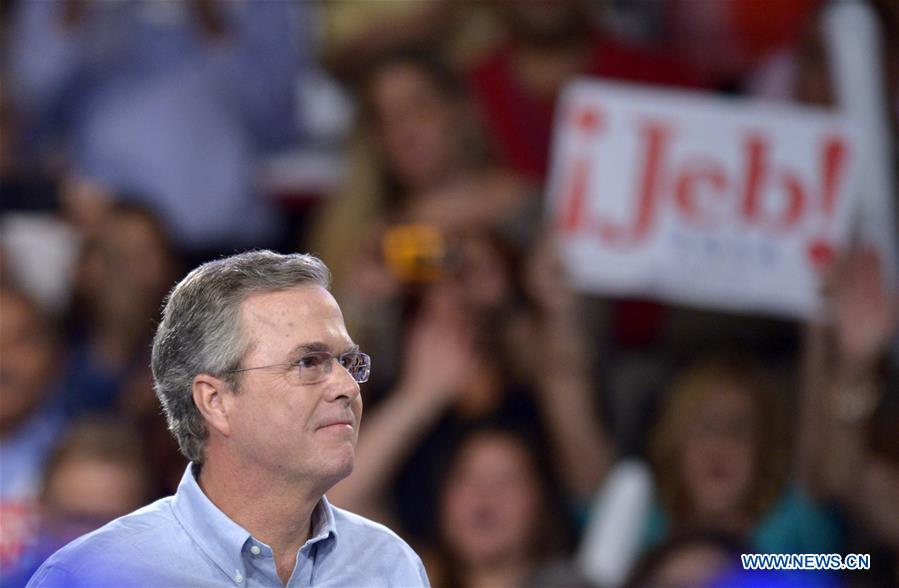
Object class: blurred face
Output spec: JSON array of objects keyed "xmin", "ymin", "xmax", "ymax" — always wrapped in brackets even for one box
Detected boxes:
[
  {"xmin": 440, "ymin": 434, "xmax": 542, "ymax": 567},
  {"xmin": 680, "ymin": 387, "xmax": 757, "ymax": 518},
  {"xmin": 44, "ymin": 457, "xmax": 145, "ymax": 537},
  {"xmin": 369, "ymin": 63, "xmax": 459, "ymax": 192},
  {"xmin": 462, "ymin": 236, "xmax": 511, "ymax": 311},
  {"xmin": 0, "ymin": 290, "xmax": 56, "ymax": 435},
  {"xmin": 498, "ymin": 0, "xmax": 588, "ymax": 45},
  {"xmin": 439, "ymin": 234, "xmax": 511, "ymax": 314},
  {"xmin": 82, "ymin": 210, "xmax": 174, "ymax": 322},
  {"xmin": 226, "ymin": 286, "xmax": 363, "ymax": 489}
]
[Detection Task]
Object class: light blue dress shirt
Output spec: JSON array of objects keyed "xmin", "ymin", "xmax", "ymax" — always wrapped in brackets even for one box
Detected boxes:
[{"xmin": 26, "ymin": 466, "xmax": 429, "ymax": 587}]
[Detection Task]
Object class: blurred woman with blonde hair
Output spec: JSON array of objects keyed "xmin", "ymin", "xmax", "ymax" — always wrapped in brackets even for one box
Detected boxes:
[{"xmin": 645, "ymin": 353, "xmax": 839, "ymax": 555}]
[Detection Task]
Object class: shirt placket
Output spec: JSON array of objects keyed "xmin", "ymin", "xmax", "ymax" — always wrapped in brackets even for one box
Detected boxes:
[
  {"xmin": 242, "ymin": 538, "xmax": 278, "ymax": 586},
  {"xmin": 286, "ymin": 543, "xmax": 316, "ymax": 588}
]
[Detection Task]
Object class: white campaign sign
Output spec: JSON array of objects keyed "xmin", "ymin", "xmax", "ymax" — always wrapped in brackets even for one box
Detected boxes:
[{"xmin": 546, "ymin": 78, "xmax": 865, "ymax": 319}]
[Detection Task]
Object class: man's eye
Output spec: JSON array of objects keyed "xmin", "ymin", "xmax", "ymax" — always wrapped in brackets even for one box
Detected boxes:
[{"xmin": 298, "ymin": 355, "xmax": 326, "ymax": 369}]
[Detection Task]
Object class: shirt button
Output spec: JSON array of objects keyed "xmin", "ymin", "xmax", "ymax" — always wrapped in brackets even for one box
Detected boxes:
[
  {"xmin": 250, "ymin": 546, "xmax": 261, "ymax": 556},
  {"xmin": 234, "ymin": 572, "xmax": 244, "ymax": 584}
]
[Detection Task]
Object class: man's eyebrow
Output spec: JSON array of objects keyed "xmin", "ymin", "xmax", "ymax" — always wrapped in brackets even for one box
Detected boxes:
[{"xmin": 289, "ymin": 341, "xmax": 359, "ymax": 357}]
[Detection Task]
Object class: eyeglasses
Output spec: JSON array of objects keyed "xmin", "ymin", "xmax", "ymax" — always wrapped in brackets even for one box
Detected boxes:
[{"xmin": 227, "ymin": 350, "xmax": 371, "ymax": 384}]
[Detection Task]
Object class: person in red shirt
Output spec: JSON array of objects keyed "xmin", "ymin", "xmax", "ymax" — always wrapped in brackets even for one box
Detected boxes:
[
  {"xmin": 469, "ymin": 1, "xmax": 705, "ymax": 348},
  {"xmin": 468, "ymin": 0, "xmax": 704, "ymax": 182}
]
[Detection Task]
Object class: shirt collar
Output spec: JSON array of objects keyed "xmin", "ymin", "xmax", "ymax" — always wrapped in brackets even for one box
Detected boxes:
[
  {"xmin": 172, "ymin": 464, "xmax": 251, "ymax": 583},
  {"xmin": 313, "ymin": 494, "xmax": 338, "ymax": 545},
  {"xmin": 171, "ymin": 464, "xmax": 339, "ymax": 582}
]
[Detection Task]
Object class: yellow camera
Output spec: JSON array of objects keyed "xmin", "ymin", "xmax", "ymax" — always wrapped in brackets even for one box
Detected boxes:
[{"xmin": 381, "ymin": 224, "xmax": 455, "ymax": 283}]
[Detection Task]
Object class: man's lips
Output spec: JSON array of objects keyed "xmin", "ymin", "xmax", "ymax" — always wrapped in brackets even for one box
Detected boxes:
[{"xmin": 316, "ymin": 419, "xmax": 354, "ymax": 431}]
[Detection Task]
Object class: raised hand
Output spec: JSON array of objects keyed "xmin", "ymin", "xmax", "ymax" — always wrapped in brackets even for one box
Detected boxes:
[
  {"xmin": 523, "ymin": 233, "xmax": 576, "ymax": 317},
  {"xmin": 397, "ymin": 285, "xmax": 479, "ymax": 411},
  {"xmin": 830, "ymin": 247, "xmax": 898, "ymax": 372}
]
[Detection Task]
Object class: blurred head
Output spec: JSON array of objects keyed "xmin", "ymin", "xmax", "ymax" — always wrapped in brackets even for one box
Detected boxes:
[
  {"xmin": 439, "ymin": 427, "xmax": 561, "ymax": 572},
  {"xmin": 494, "ymin": 0, "xmax": 592, "ymax": 46},
  {"xmin": 77, "ymin": 202, "xmax": 177, "ymax": 326},
  {"xmin": 441, "ymin": 229, "xmax": 516, "ymax": 316},
  {"xmin": 625, "ymin": 530, "xmax": 745, "ymax": 588},
  {"xmin": 151, "ymin": 251, "xmax": 335, "ymax": 467},
  {"xmin": 650, "ymin": 354, "xmax": 786, "ymax": 523},
  {"xmin": 0, "ymin": 285, "xmax": 58, "ymax": 435},
  {"xmin": 41, "ymin": 416, "xmax": 149, "ymax": 538},
  {"xmin": 361, "ymin": 49, "xmax": 473, "ymax": 195}
]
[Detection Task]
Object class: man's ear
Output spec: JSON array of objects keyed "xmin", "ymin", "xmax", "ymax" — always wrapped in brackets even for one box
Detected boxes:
[{"xmin": 192, "ymin": 373, "xmax": 233, "ymax": 438}]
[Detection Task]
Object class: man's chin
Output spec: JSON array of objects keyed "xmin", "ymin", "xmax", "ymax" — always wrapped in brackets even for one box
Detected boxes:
[{"xmin": 320, "ymin": 451, "xmax": 355, "ymax": 486}]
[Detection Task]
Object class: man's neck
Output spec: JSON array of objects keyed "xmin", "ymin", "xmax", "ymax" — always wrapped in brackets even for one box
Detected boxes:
[{"xmin": 197, "ymin": 458, "xmax": 324, "ymax": 584}]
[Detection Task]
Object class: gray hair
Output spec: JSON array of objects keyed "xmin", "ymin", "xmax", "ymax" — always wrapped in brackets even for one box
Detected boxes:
[{"xmin": 151, "ymin": 250, "xmax": 331, "ymax": 464}]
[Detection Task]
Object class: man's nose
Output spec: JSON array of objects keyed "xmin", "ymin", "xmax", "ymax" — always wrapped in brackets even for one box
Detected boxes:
[{"xmin": 325, "ymin": 362, "xmax": 361, "ymax": 404}]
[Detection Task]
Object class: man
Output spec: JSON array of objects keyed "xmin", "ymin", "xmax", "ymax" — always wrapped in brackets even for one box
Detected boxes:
[{"xmin": 27, "ymin": 251, "xmax": 430, "ymax": 587}]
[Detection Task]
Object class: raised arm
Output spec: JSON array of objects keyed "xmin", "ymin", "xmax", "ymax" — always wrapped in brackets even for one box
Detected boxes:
[
  {"xmin": 520, "ymin": 237, "xmax": 615, "ymax": 501},
  {"xmin": 798, "ymin": 248, "xmax": 897, "ymax": 497},
  {"xmin": 327, "ymin": 290, "xmax": 476, "ymax": 520}
]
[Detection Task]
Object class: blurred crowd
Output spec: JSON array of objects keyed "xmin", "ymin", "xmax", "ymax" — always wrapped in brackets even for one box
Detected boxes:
[{"xmin": 1, "ymin": 1, "xmax": 898, "ymax": 587}]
